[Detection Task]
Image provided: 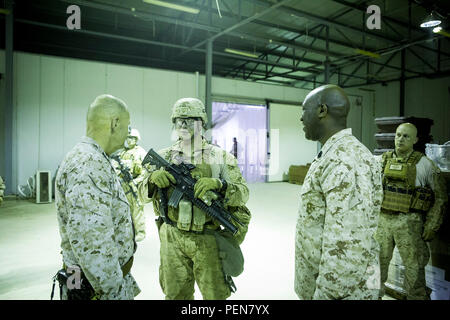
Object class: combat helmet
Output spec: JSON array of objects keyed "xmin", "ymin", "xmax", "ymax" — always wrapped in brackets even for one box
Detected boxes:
[
  {"xmin": 171, "ymin": 98, "xmax": 207, "ymax": 125},
  {"xmin": 128, "ymin": 128, "xmax": 141, "ymax": 141}
]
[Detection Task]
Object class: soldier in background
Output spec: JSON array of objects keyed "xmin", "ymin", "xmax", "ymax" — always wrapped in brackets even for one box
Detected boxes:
[
  {"xmin": 55, "ymin": 94, "xmax": 140, "ymax": 300},
  {"xmin": 121, "ymin": 129, "xmax": 147, "ymax": 179},
  {"xmin": 376, "ymin": 123, "xmax": 447, "ymax": 300},
  {"xmin": 0, "ymin": 176, "xmax": 5, "ymax": 205},
  {"xmin": 147, "ymin": 98, "xmax": 251, "ymax": 300},
  {"xmin": 112, "ymin": 128, "xmax": 148, "ymax": 242},
  {"xmin": 295, "ymin": 84, "xmax": 383, "ymax": 300}
]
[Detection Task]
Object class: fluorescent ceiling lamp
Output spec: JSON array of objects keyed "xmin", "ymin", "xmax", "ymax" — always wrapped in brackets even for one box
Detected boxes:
[
  {"xmin": 355, "ymin": 49, "xmax": 381, "ymax": 59},
  {"xmin": 142, "ymin": 0, "xmax": 199, "ymax": 14},
  {"xmin": 224, "ymin": 48, "xmax": 259, "ymax": 58},
  {"xmin": 433, "ymin": 27, "xmax": 450, "ymax": 38},
  {"xmin": 420, "ymin": 12, "xmax": 441, "ymax": 28}
]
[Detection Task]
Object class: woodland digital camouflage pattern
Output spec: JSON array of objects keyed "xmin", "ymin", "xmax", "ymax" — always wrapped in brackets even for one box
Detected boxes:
[
  {"xmin": 56, "ymin": 136, "xmax": 140, "ymax": 300},
  {"xmin": 150, "ymin": 138, "xmax": 250, "ymax": 300},
  {"xmin": 376, "ymin": 155, "xmax": 447, "ymax": 300},
  {"xmin": 295, "ymin": 128, "xmax": 383, "ymax": 300},
  {"xmin": 119, "ymin": 145, "xmax": 148, "ymax": 242}
]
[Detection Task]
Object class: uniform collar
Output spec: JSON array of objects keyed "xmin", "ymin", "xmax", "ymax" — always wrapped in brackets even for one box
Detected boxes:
[
  {"xmin": 318, "ymin": 128, "xmax": 352, "ymax": 158},
  {"xmin": 80, "ymin": 136, "xmax": 109, "ymax": 158}
]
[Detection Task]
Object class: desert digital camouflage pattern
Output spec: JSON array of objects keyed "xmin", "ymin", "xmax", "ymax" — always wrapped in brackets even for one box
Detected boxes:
[
  {"xmin": 0, "ymin": 176, "xmax": 5, "ymax": 205},
  {"xmin": 376, "ymin": 155, "xmax": 447, "ymax": 300},
  {"xmin": 120, "ymin": 145, "xmax": 147, "ymax": 180},
  {"xmin": 118, "ymin": 144, "xmax": 148, "ymax": 242},
  {"xmin": 56, "ymin": 136, "xmax": 140, "ymax": 300},
  {"xmin": 171, "ymin": 97, "xmax": 208, "ymax": 124},
  {"xmin": 295, "ymin": 128, "xmax": 383, "ymax": 300},
  {"xmin": 150, "ymin": 137, "xmax": 250, "ymax": 300}
]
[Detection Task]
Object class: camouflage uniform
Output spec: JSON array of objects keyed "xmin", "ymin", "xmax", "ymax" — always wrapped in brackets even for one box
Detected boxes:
[
  {"xmin": 295, "ymin": 128, "xmax": 383, "ymax": 300},
  {"xmin": 117, "ymin": 144, "xmax": 148, "ymax": 242},
  {"xmin": 376, "ymin": 154, "xmax": 447, "ymax": 300},
  {"xmin": 0, "ymin": 176, "xmax": 5, "ymax": 205},
  {"xmin": 56, "ymin": 136, "xmax": 140, "ymax": 300},
  {"xmin": 150, "ymin": 138, "xmax": 250, "ymax": 300}
]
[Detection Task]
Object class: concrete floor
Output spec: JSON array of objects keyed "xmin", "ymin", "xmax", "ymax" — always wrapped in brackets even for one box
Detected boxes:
[{"xmin": 0, "ymin": 182, "xmax": 302, "ymax": 300}]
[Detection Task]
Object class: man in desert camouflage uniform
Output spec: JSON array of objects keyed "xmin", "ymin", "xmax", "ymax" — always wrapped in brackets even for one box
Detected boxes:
[
  {"xmin": 295, "ymin": 84, "xmax": 383, "ymax": 300},
  {"xmin": 111, "ymin": 128, "xmax": 147, "ymax": 242},
  {"xmin": 148, "ymin": 97, "xmax": 251, "ymax": 300},
  {"xmin": 376, "ymin": 123, "xmax": 447, "ymax": 300},
  {"xmin": 55, "ymin": 94, "xmax": 140, "ymax": 300},
  {"xmin": 0, "ymin": 176, "xmax": 5, "ymax": 205}
]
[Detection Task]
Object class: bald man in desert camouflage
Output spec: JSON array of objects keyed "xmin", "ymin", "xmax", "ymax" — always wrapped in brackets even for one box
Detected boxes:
[
  {"xmin": 55, "ymin": 94, "xmax": 141, "ymax": 300},
  {"xmin": 376, "ymin": 123, "xmax": 447, "ymax": 300},
  {"xmin": 295, "ymin": 84, "xmax": 383, "ymax": 300}
]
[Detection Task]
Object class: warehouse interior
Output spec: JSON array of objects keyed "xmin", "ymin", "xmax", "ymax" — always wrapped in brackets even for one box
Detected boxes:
[{"xmin": 0, "ymin": 0, "xmax": 449, "ymax": 300}]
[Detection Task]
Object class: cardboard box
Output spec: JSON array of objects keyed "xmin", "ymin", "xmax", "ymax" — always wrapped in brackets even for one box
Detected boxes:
[{"xmin": 288, "ymin": 164, "xmax": 310, "ymax": 185}]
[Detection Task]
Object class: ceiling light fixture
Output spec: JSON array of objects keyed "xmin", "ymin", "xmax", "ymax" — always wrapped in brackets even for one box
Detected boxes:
[
  {"xmin": 224, "ymin": 48, "xmax": 259, "ymax": 59},
  {"xmin": 142, "ymin": 0, "xmax": 200, "ymax": 14},
  {"xmin": 355, "ymin": 49, "xmax": 381, "ymax": 59},
  {"xmin": 420, "ymin": 12, "xmax": 442, "ymax": 28},
  {"xmin": 433, "ymin": 27, "xmax": 450, "ymax": 38}
]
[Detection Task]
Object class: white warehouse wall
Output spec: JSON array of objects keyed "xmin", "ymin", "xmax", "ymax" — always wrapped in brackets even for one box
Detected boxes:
[
  {"xmin": 4, "ymin": 51, "xmax": 443, "ymax": 193},
  {"xmin": 2, "ymin": 51, "xmax": 319, "ymax": 193}
]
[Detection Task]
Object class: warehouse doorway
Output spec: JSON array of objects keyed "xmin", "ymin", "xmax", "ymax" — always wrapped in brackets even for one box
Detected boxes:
[{"xmin": 211, "ymin": 101, "xmax": 267, "ymax": 183}]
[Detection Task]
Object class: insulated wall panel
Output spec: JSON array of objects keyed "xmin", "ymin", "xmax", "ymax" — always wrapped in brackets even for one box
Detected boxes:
[
  {"xmin": 40, "ymin": 56, "xmax": 64, "ymax": 174},
  {"xmin": 15, "ymin": 54, "xmax": 40, "ymax": 190},
  {"xmin": 268, "ymin": 103, "xmax": 317, "ymax": 182},
  {"xmin": 106, "ymin": 63, "xmax": 144, "ymax": 140},
  {"xmin": 63, "ymin": 59, "xmax": 106, "ymax": 155}
]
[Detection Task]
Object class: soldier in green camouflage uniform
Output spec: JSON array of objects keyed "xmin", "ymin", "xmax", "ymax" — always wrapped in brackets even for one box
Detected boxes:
[
  {"xmin": 147, "ymin": 98, "xmax": 250, "ymax": 300},
  {"xmin": 376, "ymin": 123, "xmax": 447, "ymax": 300},
  {"xmin": 0, "ymin": 176, "xmax": 5, "ymax": 205},
  {"xmin": 112, "ymin": 128, "xmax": 148, "ymax": 242},
  {"xmin": 295, "ymin": 85, "xmax": 383, "ymax": 300},
  {"xmin": 56, "ymin": 94, "xmax": 140, "ymax": 299}
]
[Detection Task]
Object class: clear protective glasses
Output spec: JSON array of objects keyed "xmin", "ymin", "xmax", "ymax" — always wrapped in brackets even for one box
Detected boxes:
[{"xmin": 175, "ymin": 117, "xmax": 201, "ymax": 127}]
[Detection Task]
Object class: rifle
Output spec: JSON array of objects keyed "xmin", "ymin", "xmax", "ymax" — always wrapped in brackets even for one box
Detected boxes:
[
  {"xmin": 142, "ymin": 149, "xmax": 243, "ymax": 235},
  {"xmin": 110, "ymin": 155, "xmax": 138, "ymax": 200}
]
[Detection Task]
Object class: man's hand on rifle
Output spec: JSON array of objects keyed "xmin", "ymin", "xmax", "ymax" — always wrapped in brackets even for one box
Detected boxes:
[
  {"xmin": 194, "ymin": 178, "xmax": 222, "ymax": 199},
  {"xmin": 150, "ymin": 168, "xmax": 176, "ymax": 188}
]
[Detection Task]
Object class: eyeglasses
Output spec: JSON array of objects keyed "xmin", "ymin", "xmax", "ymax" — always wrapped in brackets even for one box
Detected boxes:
[{"xmin": 175, "ymin": 118, "xmax": 201, "ymax": 127}]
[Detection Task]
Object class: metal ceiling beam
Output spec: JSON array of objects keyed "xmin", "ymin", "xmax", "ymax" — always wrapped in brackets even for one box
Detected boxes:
[
  {"xmin": 221, "ymin": 66, "xmax": 328, "ymax": 85},
  {"xmin": 60, "ymin": 0, "xmax": 345, "ymax": 61},
  {"xmin": 373, "ymin": 51, "xmax": 399, "ymax": 78},
  {"xmin": 246, "ymin": 0, "xmax": 402, "ymax": 44},
  {"xmin": 175, "ymin": 0, "xmax": 380, "ymax": 53},
  {"xmin": 16, "ymin": 19, "xmax": 324, "ymax": 74},
  {"xmin": 179, "ymin": 0, "xmax": 293, "ymax": 56},
  {"xmin": 226, "ymin": 24, "xmax": 325, "ymax": 79},
  {"xmin": 293, "ymin": 30, "xmax": 440, "ymax": 87},
  {"xmin": 331, "ymin": 0, "xmax": 421, "ymax": 34},
  {"xmin": 407, "ymin": 47, "xmax": 437, "ymax": 72},
  {"xmin": 340, "ymin": 61, "xmax": 366, "ymax": 86},
  {"xmin": 328, "ymin": 0, "xmax": 450, "ymax": 57},
  {"xmin": 59, "ymin": 0, "xmax": 221, "ymax": 32}
]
